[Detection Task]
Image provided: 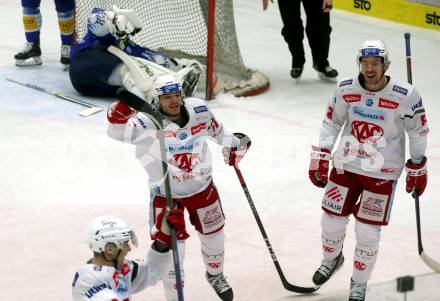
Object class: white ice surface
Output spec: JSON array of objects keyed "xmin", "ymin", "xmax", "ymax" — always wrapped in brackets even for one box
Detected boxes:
[{"xmin": 0, "ymin": 0, "xmax": 439, "ymax": 300}]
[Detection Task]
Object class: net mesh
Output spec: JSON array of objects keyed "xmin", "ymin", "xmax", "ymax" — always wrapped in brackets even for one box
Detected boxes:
[{"xmin": 74, "ymin": 0, "xmax": 269, "ymax": 97}]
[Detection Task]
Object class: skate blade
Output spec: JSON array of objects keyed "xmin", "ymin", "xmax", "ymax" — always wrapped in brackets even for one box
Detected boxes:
[
  {"xmin": 318, "ymin": 73, "xmax": 338, "ymax": 83},
  {"xmin": 15, "ymin": 57, "xmax": 42, "ymax": 67}
]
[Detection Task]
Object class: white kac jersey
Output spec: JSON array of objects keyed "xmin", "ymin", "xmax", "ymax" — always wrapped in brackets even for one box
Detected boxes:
[
  {"xmin": 319, "ymin": 76, "xmax": 429, "ymax": 180},
  {"xmin": 72, "ymin": 249, "xmax": 170, "ymax": 301},
  {"xmin": 108, "ymin": 97, "xmax": 239, "ymax": 197}
]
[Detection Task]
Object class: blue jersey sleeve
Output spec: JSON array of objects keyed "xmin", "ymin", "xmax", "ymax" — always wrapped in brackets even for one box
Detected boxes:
[{"xmin": 72, "ymin": 8, "xmax": 171, "ymax": 68}]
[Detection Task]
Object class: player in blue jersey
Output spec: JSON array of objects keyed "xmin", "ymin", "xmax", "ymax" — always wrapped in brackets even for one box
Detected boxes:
[
  {"xmin": 69, "ymin": 6, "xmax": 202, "ymax": 100},
  {"xmin": 14, "ymin": 0, "xmax": 75, "ymax": 67}
]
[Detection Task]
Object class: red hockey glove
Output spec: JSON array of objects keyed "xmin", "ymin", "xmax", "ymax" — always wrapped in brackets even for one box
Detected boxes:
[
  {"xmin": 309, "ymin": 146, "xmax": 331, "ymax": 188},
  {"xmin": 222, "ymin": 132, "xmax": 251, "ymax": 166},
  {"xmin": 151, "ymin": 207, "xmax": 189, "ymax": 248},
  {"xmin": 107, "ymin": 101, "xmax": 137, "ymax": 124},
  {"xmin": 405, "ymin": 156, "xmax": 427, "ymax": 196}
]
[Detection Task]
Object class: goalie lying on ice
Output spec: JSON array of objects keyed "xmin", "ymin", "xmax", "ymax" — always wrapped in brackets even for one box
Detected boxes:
[{"xmin": 69, "ymin": 5, "xmax": 203, "ymax": 101}]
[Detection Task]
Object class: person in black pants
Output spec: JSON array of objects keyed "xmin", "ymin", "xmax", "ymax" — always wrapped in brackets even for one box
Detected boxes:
[{"xmin": 263, "ymin": 0, "xmax": 338, "ymax": 81}]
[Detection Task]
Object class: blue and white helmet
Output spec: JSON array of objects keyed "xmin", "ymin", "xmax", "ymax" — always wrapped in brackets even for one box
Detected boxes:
[
  {"xmin": 86, "ymin": 216, "xmax": 138, "ymax": 253},
  {"xmin": 153, "ymin": 74, "xmax": 182, "ymax": 98},
  {"xmin": 357, "ymin": 40, "xmax": 390, "ymax": 67}
]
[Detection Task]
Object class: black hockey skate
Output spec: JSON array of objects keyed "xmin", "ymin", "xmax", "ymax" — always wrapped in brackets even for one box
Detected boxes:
[
  {"xmin": 349, "ymin": 278, "xmax": 367, "ymax": 301},
  {"xmin": 313, "ymin": 63, "xmax": 338, "ymax": 82},
  {"xmin": 60, "ymin": 44, "xmax": 71, "ymax": 67},
  {"xmin": 312, "ymin": 252, "xmax": 344, "ymax": 287},
  {"xmin": 14, "ymin": 41, "xmax": 42, "ymax": 66},
  {"xmin": 290, "ymin": 66, "xmax": 303, "ymax": 83},
  {"xmin": 206, "ymin": 272, "xmax": 234, "ymax": 301}
]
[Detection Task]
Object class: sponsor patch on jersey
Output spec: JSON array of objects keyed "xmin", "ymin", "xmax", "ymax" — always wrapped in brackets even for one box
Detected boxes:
[
  {"xmin": 191, "ymin": 122, "xmax": 207, "ymax": 135},
  {"xmin": 411, "ymin": 98, "xmax": 423, "ymax": 112},
  {"xmin": 322, "ymin": 183, "xmax": 348, "ymax": 214},
  {"xmin": 93, "ymin": 266, "xmax": 103, "ymax": 271},
  {"xmin": 178, "ymin": 131, "xmax": 188, "ymax": 139},
  {"xmin": 353, "ymin": 107, "xmax": 386, "ymax": 122},
  {"xmin": 392, "ymin": 85, "xmax": 408, "ymax": 95},
  {"xmin": 378, "ymin": 98, "xmax": 399, "ymax": 109},
  {"xmin": 135, "ymin": 117, "xmax": 147, "ymax": 129},
  {"xmin": 342, "ymin": 94, "xmax": 361, "ymax": 103},
  {"xmin": 197, "ymin": 200, "xmax": 225, "ymax": 234},
  {"xmin": 357, "ymin": 190, "xmax": 388, "ymax": 222},
  {"xmin": 365, "ymin": 98, "xmax": 374, "ymax": 107},
  {"xmin": 194, "ymin": 105, "xmax": 208, "ymax": 113},
  {"xmin": 85, "ymin": 283, "xmax": 112, "ymax": 299},
  {"xmin": 339, "ymin": 79, "xmax": 353, "ymax": 87}
]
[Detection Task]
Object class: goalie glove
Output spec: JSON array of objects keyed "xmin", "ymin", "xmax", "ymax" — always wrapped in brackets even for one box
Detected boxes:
[
  {"xmin": 106, "ymin": 5, "xmax": 143, "ymax": 39},
  {"xmin": 309, "ymin": 146, "xmax": 331, "ymax": 188},
  {"xmin": 151, "ymin": 207, "xmax": 189, "ymax": 249},
  {"xmin": 222, "ymin": 132, "xmax": 251, "ymax": 166},
  {"xmin": 405, "ymin": 156, "xmax": 428, "ymax": 196}
]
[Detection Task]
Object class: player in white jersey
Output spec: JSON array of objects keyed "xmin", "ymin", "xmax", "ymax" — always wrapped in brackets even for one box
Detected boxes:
[
  {"xmin": 72, "ymin": 213, "xmax": 186, "ymax": 301},
  {"xmin": 308, "ymin": 40, "xmax": 429, "ymax": 301},
  {"xmin": 106, "ymin": 74, "xmax": 250, "ymax": 301}
]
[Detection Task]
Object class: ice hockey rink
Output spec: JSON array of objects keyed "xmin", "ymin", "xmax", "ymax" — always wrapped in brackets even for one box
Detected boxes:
[{"xmin": 1, "ymin": 0, "xmax": 439, "ymax": 300}]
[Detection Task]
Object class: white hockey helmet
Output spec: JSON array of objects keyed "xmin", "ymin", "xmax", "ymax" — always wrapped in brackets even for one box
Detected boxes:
[
  {"xmin": 152, "ymin": 74, "xmax": 182, "ymax": 98},
  {"xmin": 357, "ymin": 40, "xmax": 390, "ymax": 67},
  {"xmin": 86, "ymin": 216, "xmax": 138, "ymax": 253}
]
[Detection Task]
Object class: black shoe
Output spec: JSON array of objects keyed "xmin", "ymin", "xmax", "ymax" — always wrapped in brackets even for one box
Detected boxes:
[
  {"xmin": 14, "ymin": 41, "xmax": 42, "ymax": 66},
  {"xmin": 60, "ymin": 44, "xmax": 71, "ymax": 65},
  {"xmin": 312, "ymin": 252, "xmax": 344, "ymax": 286},
  {"xmin": 206, "ymin": 272, "xmax": 234, "ymax": 301},
  {"xmin": 349, "ymin": 278, "xmax": 367, "ymax": 301},
  {"xmin": 313, "ymin": 63, "xmax": 338, "ymax": 81},
  {"xmin": 290, "ymin": 66, "xmax": 303, "ymax": 79}
]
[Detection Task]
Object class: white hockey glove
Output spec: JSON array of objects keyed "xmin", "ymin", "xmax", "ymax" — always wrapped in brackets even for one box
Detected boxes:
[{"xmin": 106, "ymin": 5, "xmax": 143, "ymax": 39}]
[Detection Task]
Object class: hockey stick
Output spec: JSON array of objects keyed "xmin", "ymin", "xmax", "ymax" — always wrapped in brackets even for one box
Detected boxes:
[
  {"xmin": 405, "ymin": 33, "xmax": 440, "ymax": 273},
  {"xmin": 233, "ymin": 165, "xmax": 319, "ymax": 293},
  {"xmin": 116, "ymin": 89, "xmax": 185, "ymax": 301},
  {"xmin": 6, "ymin": 78, "xmax": 102, "ymax": 117},
  {"xmin": 412, "ymin": 191, "xmax": 440, "ymax": 272}
]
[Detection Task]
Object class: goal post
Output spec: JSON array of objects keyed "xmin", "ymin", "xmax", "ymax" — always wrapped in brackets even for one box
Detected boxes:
[{"xmin": 74, "ymin": 0, "xmax": 270, "ymax": 99}]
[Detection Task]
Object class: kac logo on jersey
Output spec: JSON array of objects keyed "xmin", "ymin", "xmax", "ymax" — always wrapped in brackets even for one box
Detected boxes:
[
  {"xmin": 351, "ymin": 121, "xmax": 384, "ymax": 143},
  {"xmin": 392, "ymin": 85, "xmax": 408, "ymax": 95},
  {"xmin": 194, "ymin": 105, "xmax": 208, "ymax": 113},
  {"xmin": 365, "ymin": 98, "xmax": 374, "ymax": 107}
]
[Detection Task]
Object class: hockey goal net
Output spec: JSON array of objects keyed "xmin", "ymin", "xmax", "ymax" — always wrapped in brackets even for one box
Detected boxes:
[{"xmin": 74, "ymin": 0, "xmax": 270, "ymax": 99}]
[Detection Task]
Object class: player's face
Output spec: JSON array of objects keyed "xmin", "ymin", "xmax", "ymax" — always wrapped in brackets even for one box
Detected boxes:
[
  {"xmin": 360, "ymin": 56, "xmax": 387, "ymax": 89},
  {"xmin": 159, "ymin": 93, "xmax": 183, "ymax": 119},
  {"xmin": 117, "ymin": 241, "xmax": 131, "ymax": 262}
]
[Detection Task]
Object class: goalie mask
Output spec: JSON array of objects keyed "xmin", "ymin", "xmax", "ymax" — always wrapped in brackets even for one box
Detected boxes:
[
  {"xmin": 86, "ymin": 216, "xmax": 138, "ymax": 253},
  {"xmin": 357, "ymin": 40, "xmax": 390, "ymax": 67}
]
